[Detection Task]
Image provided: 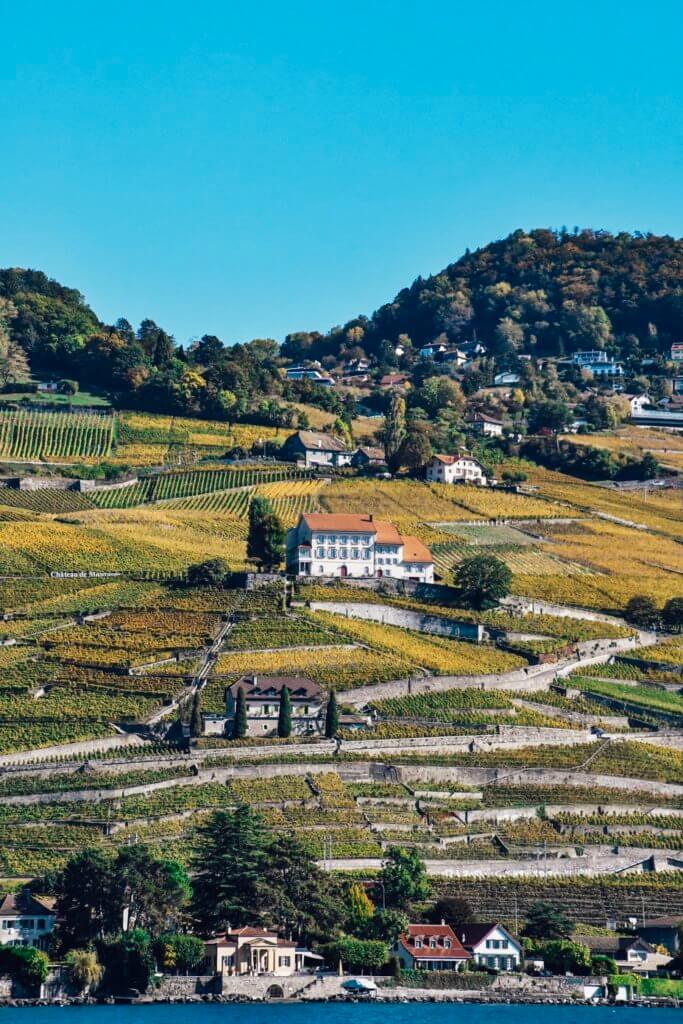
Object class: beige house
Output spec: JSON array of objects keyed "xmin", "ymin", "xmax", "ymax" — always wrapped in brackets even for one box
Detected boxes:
[
  {"xmin": 204, "ymin": 927, "xmax": 318, "ymax": 976},
  {"xmin": 202, "ymin": 674, "xmax": 324, "ymax": 738},
  {"xmin": 426, "ymin": 453, "xmax": 488, "ymax": 486}
]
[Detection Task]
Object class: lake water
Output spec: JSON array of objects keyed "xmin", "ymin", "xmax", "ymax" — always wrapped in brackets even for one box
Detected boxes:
[{"xmin": 0, "ymin": 1007, "xmax": 678, "ymax": 1024}]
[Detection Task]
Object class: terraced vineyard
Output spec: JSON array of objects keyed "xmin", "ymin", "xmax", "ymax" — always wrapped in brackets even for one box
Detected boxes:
[
  {"xmin": 0, "ymin": 405, "xmax": 681, "ymax": 929},
  {"xmin": 0, "ymin": 408, "xmax": 115, "ymax": 460}
]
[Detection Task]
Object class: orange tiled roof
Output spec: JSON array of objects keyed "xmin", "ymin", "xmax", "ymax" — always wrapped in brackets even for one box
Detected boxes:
[
  {"xmin": 400, "ymin": 535, "xmax": 433, "ymax": 564},
  {"xmin": 302, "ymin": 513, "xmax": 379, "ymax": 534}
]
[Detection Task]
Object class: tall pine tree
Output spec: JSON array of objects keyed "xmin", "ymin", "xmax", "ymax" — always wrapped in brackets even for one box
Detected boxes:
[{"xmin": 191, "ymin": 807, "xmax": 269, "ymax": 932}]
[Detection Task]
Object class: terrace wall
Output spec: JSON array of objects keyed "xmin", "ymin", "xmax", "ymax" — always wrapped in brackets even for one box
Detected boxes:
[{"xmin": 309, "ymin": 601, "xmax": 483, "ymax": 641}]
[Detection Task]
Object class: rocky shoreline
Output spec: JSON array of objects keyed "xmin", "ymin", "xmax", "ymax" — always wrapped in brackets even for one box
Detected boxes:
[{"xmin": 0, "ymin": 992, "xmax": 680, "ymax": 1009}]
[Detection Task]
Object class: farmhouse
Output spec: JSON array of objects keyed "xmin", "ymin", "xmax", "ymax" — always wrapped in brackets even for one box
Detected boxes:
[
  {"xmin": 204, "ymin": 675, "xmax": 324, "ymax": 738},
  {"xmin": 0, "ymin": 890, "xmax": 56, "ymax": 950},
  {"xmin": 351, "ymin": 446, "xmax": 386, "ymax": 469},
  {"xmin": 204, "ymin": 926, "xmax": 318, "ymax": 976},
  {"xmin": 394, "ymin": 924, "xmax": 470, "ymax": 971},
  {"xmin": 285, "ymin": 512, "xmax": 434, "ymax": 582},
  {"xmin": 281, "ymin": 430, "xmax": 352, "ymax": 468},
  {"xmin": 458, "ymin": 923, "xmax": 522, "ymax": 971},
  {"xmin": 426, "ymin": 452, "xmax": 488, "ymax": 486}
]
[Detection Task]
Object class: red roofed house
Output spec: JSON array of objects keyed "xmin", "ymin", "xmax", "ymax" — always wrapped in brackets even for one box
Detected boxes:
[
  {"xmin": 203, "ymin": 926, "xmax": 320, "ymax": 976},
  {"xmin": 285, "ymin": 512, "xmax": 434, "ymax": 582},
  {"xmin": 394, "ymin": 924, "xmax": 470, "ymax": 971}
]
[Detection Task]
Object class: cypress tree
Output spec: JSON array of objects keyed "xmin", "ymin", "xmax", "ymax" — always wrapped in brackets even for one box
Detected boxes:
[
  {"xmin": 190, "ymin": 691, "xmax": 203, "ymax": 738},
  {"xmin": 325, "ymin": 689, "xmax": 339, "ymax": 738},
  {"xmin": 233, "ymin": 686, "xmax": 247, "ymax": 739},
  {"xmin": 247, "ymin": 496, "xmax": 285, "ymax": 571},
  {"xmin": 277, "ymin": 685, "xmax": 292, "ymax": 738}
]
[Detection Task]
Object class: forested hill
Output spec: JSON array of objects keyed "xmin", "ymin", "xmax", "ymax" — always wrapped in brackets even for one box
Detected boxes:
[
  {"xmin": 283, "ymin": 229, "xmax": 683, "ymax": 363},
  {"xmin": 1, "ymin": 229, "xmax": 682, "ymax": 422}
]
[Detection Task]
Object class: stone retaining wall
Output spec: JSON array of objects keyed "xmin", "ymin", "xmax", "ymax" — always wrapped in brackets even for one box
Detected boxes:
[{"xmin": 309, "ymin": 601, "xmax": 483, "ymax": 641}]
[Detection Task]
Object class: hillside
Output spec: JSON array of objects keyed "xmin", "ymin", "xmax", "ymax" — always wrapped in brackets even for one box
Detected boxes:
[{"xmin": 284, "ymin": 228, "xmax": 683, "ymax": 362}]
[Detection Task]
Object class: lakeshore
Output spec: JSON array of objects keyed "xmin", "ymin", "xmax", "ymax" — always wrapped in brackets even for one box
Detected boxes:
[{"xmin": 0, "ymin": 1002, "xmax": 681, "ymax": 1024}]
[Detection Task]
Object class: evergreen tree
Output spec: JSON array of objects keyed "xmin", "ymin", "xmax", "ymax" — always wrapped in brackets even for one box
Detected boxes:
[
  {"xmin": 277, "ymin": 686, "xmax": 292, "ymax": 738},
  {"xmin": 233, "ymin": 686, "xmax": 247, "ymax": 739},
  {"xmin": 191, "ymin": 807, "xmax": 269, "ymax": 932},
  {"xmin": 247, "ymin": 496, "xmax": 285, "ymax": 571},
  {"xmin": 325, "ymin": 689, "xmax": 339, "ymax": 738},
  {"xmin": 383, "ymin": 391, "xmax": 407, "ymax": 474},
  {"xmin": 190, "ymin": 691, "xmax": 203, "ymax": 738}
]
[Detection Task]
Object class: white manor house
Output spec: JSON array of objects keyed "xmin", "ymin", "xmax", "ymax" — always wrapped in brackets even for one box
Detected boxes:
[{"xmin": 286, "ymin": 512, "xmax": 434, "ymax": 582}]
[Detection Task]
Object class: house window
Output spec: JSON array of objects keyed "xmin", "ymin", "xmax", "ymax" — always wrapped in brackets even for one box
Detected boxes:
[
  {"xmin": 351, "ymin": 549, "xmax": 359, "ymax": 560},
  {"xmin": 414, "ymin": 939, "xmax": 422, "ymax": 949},
  {"xmin": 278, "ymin": 956, "xmax": 291, "ymax": 967},
  {"xmin": 339, "ymin": 549, "xmax": 348, "ymax": 559},
  {"xmin": 23, "ymin": 920, "xmax": 34, "ymax": 929},
  {"xmin": 444, "ymin": 939, "xmax": 451, "ymax": 949},
  {"xmin": 328, "ymin": 548, "xmax": 337, "ymax": 559},
  {"xmin": 37, "ymin": 920, "xmax": 45, "ymax": 930},
  {"xmin": 316, "ymin": 548, "xmax": 324, "ymax": 558},
  {"xmin": 429, "ymin": 938, "xmax": 437, "ymax": 949}
]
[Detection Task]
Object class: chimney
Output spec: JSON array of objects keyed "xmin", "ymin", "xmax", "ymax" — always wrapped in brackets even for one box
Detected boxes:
[
  {"xmin": 369, "ymin": 513, "xmax": 374, "ymax": 522},
  {"xmin": 441, "ymin": 918, "xmax": 446, "ymax": 926}
]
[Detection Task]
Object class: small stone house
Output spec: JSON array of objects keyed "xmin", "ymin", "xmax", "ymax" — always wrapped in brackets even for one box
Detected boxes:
[
  {"xmin": 394, "ymin": 924, "xmax": 470, "ymax": 971},
  {"xmin": 351, "ymin": 446, "xmax": 386, "ymax": 469}
]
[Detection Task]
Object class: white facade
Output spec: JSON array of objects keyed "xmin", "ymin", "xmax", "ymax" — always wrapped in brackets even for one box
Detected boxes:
[
  {"xmin": 426, "ymin": 454, "xmax": 487, "ymax": 486},
  {"xmin": 463, "ymin": 925, "xmax": 522, "ymax": 971},
  {"xmin": 0, "ymin": 895, "xmax": 56, "ymax": 950},
  {"xmin": 494, "ymin": 372, "xmax": 520, "ymax": 385},
  {"xmin": 286, "ymin": 514, "xmax": 434, "ymax": 582}
]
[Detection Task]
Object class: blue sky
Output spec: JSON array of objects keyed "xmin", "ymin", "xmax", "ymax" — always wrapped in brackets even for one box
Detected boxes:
[{"xmin": 2, "ymin": 0, "xmax": 682, "ymax": 345}]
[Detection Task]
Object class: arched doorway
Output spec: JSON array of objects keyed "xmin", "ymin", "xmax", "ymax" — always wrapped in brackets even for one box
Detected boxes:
[
  {"xmin": 339, "ymin": 565, "xmax": 348, "ymax": 577},
  {"xmin": 376, "ymin": 569, "xmax": 383, "ymax": 578},
  {"xmin": 265, "ymin": 984, "xmax": 285, "ymax": 1000}
]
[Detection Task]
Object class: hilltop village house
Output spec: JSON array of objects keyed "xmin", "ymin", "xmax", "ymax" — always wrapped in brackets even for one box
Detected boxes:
[
  {"xmin": 285, "ymin": 512, "xmax": 434, "ymax": 582},
  {"xmin": 394, "ymin": 924, "xmax": 470, "ymax": 971},
  {"xmin": 204, "ymin": 927, "xmax": 319, "ymax": 976},
  {"xmin": 0, "ymin": 891, "xmax": 56, "ymax": 950},
  {"xmin": 281, "ymin": 430, "xmax": 352, "ymax": 468},
  {"xmin": 203, "ymin": 675, "xmax": 323, "ymax": 738},
  {"xmin": 426, "ymin": 453, "xmax": 488, "ymax": 486},
  {"xmin": 467, "ymin": 412, "xmax": 504, "ymax": 438}
]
